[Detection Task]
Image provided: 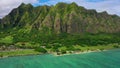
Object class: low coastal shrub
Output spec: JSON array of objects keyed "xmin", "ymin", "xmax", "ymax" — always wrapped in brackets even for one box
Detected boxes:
[{"xmin": 35, "ymin": 47, "xmax": 47, "ymax": 53}]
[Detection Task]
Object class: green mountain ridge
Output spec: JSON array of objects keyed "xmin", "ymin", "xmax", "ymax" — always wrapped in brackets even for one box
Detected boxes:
[{"xmin": 0, "ymin": 2, "xmax": 120, "ymax": 34}]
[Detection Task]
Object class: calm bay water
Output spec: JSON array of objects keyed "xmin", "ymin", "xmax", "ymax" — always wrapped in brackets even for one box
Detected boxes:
[{"xmin": 0, "ymin": 49, "xmax": 120, "ymax": 68}]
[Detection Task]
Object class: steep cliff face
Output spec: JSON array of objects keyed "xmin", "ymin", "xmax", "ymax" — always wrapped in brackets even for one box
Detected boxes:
[{"xmin": 0, "ymin": 2, "xmax": 120, "ymax": 34}]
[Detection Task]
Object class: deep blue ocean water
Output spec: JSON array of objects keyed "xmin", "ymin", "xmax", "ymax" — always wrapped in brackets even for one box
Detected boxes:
[{"xmin": 0, "ymin": 49, "xmax": 120, "ymax": 68}]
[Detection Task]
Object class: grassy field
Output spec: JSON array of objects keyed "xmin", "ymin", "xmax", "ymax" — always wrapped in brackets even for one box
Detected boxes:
[
  {"xmin": 0, "ymin": 49, "xmax": 40, "ymax": 58},
  {"xmin": 73, "ymin": 44, "xmax": 119, "ymax": 51}
]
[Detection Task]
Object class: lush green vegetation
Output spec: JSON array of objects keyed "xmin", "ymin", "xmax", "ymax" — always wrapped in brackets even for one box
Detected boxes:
[
  {"xmin": 0, "ymin": 32, "xmax": 120, "ymax": 57},
  {"xmin": 35, "ymin": 47, "xmax": 47, "ymax": 53},
  {"xmin": 0, "ymin": 36, "xmax": 13, "ymax": 44},
  {"xmin": 0, "ymin": 2, "xmax": 120, "ymax": 57}
]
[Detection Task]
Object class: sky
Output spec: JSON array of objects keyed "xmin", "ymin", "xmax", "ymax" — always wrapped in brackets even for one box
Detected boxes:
[{"xmin": 0, "ymin": 0, "xmax": 120, "ymax": 18}]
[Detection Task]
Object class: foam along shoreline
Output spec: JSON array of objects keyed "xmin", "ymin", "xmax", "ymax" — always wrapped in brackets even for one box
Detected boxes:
[{"xmin": 52, "ymin": 49, "xmax": 106, "ymax": 56}]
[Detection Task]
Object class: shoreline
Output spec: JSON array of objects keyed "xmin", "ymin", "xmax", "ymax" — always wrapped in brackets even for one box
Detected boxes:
[
  {"xmin": 52, "ymin": 49, "xmax": 106, "ymax": 56},
  {"xmin": 0, "ymin": 49, "xmax": 106, "ymax": 58},
  {"xmin": 0, "ymin": 47, "xmax": 120, "ymax": 59}
]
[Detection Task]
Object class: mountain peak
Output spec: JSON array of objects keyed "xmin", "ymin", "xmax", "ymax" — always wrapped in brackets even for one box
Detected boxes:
[
  {"xmin": 55, "ymin": 2, "xmax": 68, "ymax": 8},
  {"xmin": 26, "ymin": 3, "xmax": 33, "ymax": 7},
  {"xmin": 1, "ymin": 2, "xmax": 120, "ymax": 33},
  {"xmin": 18, "ymin": 3, "xmax": 33, "ymax": 8},
  {"xmin": 19, "ymin": 3, "xmax": 26, "ymax": 6},
  {"xmin": 71, "ymin": 2, "xmax": 78, "ymax": 6},
  {"xmin": 101, "ymin": 11, "xmax": 108, "ymax": 14}
]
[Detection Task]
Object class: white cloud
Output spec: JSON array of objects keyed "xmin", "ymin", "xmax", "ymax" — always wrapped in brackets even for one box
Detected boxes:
[
  {"xmin": 0, "ymin": 0, "xmax": 38, "ymax": 18},
  {"xmin": 69, "ymin": 0, "xmax": 120, "ymax": 16},
  {"xmin": 37, "ymin": 0, "xmax": 120, "ymax": 16},
  {"xmin": 0, "ymin": 0, "xmax": 120, "ymax": 18}
]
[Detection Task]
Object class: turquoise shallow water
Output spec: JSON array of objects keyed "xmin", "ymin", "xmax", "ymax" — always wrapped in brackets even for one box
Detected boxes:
[{"xmin": 0, "ymin": 49, "xmax": 120, "ymax": 68}]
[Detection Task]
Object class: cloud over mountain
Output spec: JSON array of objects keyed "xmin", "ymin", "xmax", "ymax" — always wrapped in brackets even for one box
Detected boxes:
[
  {"xmin": 0, "ymin": 0, "xmax": 120, "ymax": 18},
  {"xmin": 0, "ymin": 0, "xmax": 38, "ymax": 18}
]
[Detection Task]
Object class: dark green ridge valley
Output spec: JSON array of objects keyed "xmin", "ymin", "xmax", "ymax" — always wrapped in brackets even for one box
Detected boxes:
[{"xmin": 0, "ymin": 2, "xmax": 120, "ymax": 56}]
